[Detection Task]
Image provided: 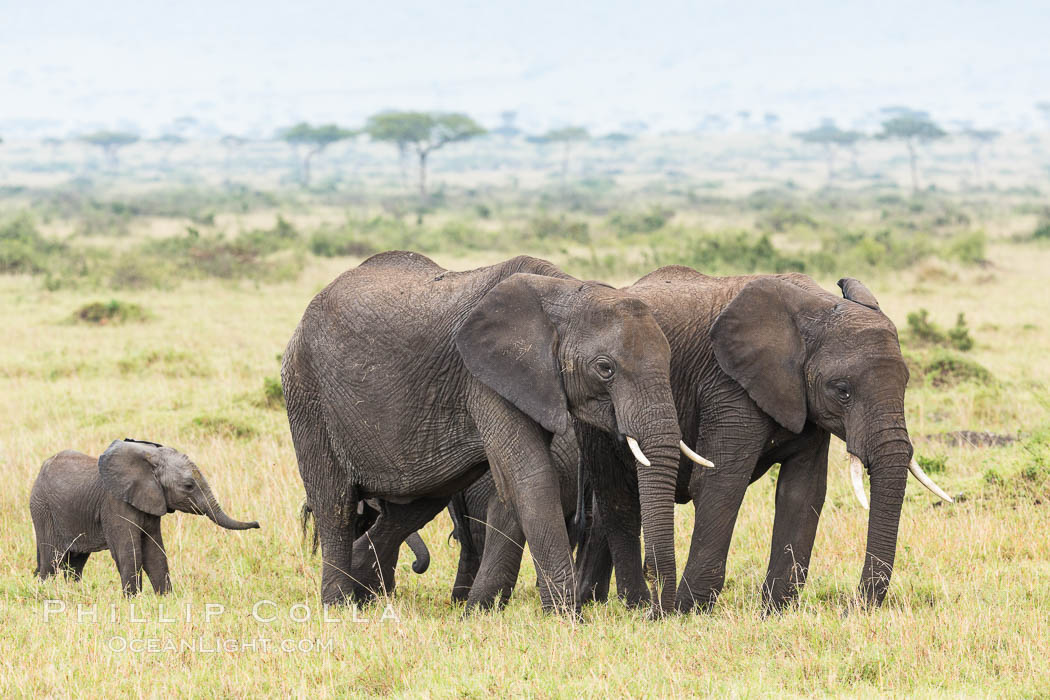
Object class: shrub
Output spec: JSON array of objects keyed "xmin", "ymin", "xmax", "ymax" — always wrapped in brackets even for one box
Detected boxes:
[
  {"xmin": 0, "ymin": 214, "xmax": 69, "ymax": 274},
  {"xmin": 1034, "ymin": 219, "xmax": 1050, "ymax": 240},
  {"xmin": 650, "ymin": 231, "xmax": 807, "ymax": 274},
  {"xmin": 530, "ymin": 215, "xmax": 590, "ymax": 243},
  {"xmin": 947, "ymin": 313, "xmax": 974, "ymax": 351},
  {"xmin": 922, "ymin": 349, "xmax": 993, "ymax": 387},
  {"xmin": 906, "ymin": 309, "xmax": 946, "ymax": 345},
  {"xmin": 71, "ymin": 300, "xmax": 150, "ymax": 325},
  {"xmin": 262, "ymin": 376, "xmax": 285, "ymax": 409},
  {"xmin": 235, "ymin": 216, "xmax": 301, "ymax": 255},
  {"xmin": 905, "ymin": 309, "xmax": 974, "ymax": 351},
  {"xmin": 916, "ymin": 454, "xmax": 947, "ymax": 474},
  {"xmin": 608, "ymin": 206, "xmax": 674, "ymax": 237},
  {"xmin": 945, "ymin": 230, "xmax": 986, "ymax": 264}
]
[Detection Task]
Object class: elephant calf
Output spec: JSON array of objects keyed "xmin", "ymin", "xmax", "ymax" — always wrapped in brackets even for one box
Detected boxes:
[{"xmin": 30, "ymin": 438, "xmax": 259, "ymax": 595}]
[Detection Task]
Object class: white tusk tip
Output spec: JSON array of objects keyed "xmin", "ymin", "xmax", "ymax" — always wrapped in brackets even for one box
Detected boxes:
[
  {"xmin": 679, "ymin": 440, "xmax": 714, "ymax": 468},
  {"xmin": 625, "ymin": 436, "xmax": 651, "ymax": 467}
]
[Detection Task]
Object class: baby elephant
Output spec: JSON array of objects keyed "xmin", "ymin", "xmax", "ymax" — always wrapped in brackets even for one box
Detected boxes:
[{"xmin": 30, "ymin": 438, "xmax": 259, "ymax": 595}]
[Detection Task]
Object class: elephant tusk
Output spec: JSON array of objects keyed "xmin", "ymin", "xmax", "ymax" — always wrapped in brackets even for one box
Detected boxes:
[
  {"xmin": 909, "ymin": 457, "xmax": 954, "ymax": 503},
  {"xmin": 679, "ymin": 441, "xmax": 714, "ymax": 468},
  {"xmin": 626, "ymin": 436, "xmax": 651, "ymax": 467},
  {"xmin": 848, "ymin": 453, "xmax": 869, "ymax": 510}
]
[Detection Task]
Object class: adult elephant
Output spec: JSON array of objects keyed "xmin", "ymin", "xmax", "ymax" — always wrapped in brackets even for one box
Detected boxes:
[
  {"xmin": 281, "ymin": 252, "xmax": 699, "ymax": 614},
  {"xmin": 447, "ymin": 428, "xmax": 583, "ymax": 608},
  {"xmin": 575, "ymin": 269, "xmax": 951, "ymax": 613}
]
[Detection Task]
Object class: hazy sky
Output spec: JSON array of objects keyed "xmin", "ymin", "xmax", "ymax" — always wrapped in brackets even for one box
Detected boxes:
[{"xmin": 2, "ymin": 0, "xmax": 1048, "ymax": 137}]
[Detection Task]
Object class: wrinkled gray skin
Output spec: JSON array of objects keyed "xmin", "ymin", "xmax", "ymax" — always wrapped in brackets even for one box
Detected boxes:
[
  {"xmin": 281, "ymin": 252, "xmax": 682, "ymax": 614},
  {"xmin": 447, "ymin": 428, "xmax": 581, "ymax": 608},
  {"xmin": 576, "ymin": 270, "xmax": 916, "ymax": 612},
  {"xmin": 30, "ymin": 439, "xmax": 259, "ymax": 595}
]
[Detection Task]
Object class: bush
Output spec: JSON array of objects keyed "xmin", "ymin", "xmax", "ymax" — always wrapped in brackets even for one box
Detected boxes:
[
  {"xmin": 945, "ymin": 230, "xmax": 986, "ymax": 264},
  {"xmin": 0, "ymin": 214, "xmax": 69, "ymax": 274},
  {"xmin": 922, "ymin": 349, "xmax": 993, "ymax": 387},
  {"xmin": 235, "ymin": 216, "xmax": 300, "ymax": 255},
  {"xmin": 906, "ymin": 309, "xmax": 946, "ymax": 345},
  {"xmin": 141, "ymin": 225, "xmax": 304, "ymax": 282},
  {"xmin": 916, "ymin": 454, "xmax": 947, "ymax": 474},
  {"xmin": 608, "ymin": 206, "xmax": 674, "ymax": 237},
  {"xmin": 649, "ymin": 231, "xmax": 807, "ymax": 274},
  {"xmin": 947, "ymin": 313, "xmax": 974, "ymax": 351},
  {"xmin": 70, "ymin": 300, "xmax": 150, "ymax": 325},
  {"xmin": 1034, "ymin": 219, "xmax": 1050, "ymax": 240},
  {"xmin": 530, "ymin": 215, "xmax": 590, "ymax": 243},
  {"xmin": 262, "ymin": 376, "xmax": 285, "ymax": 409},
  {"xmin": 905, "ymin": 309, "xmax": 973, "ymax": 351}
]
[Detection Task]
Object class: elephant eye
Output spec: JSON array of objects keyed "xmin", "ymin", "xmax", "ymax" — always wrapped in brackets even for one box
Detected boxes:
[
  {"xmin": 831, "ymin": 381, "xmax": 852, "ymax": 402},
  {"xmin": 594, "ymin": 358, "xmax": 615, "ymax": 380}
]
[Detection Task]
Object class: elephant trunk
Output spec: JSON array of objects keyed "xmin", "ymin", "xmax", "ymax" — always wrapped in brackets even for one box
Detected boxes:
[
  {"xmin": 191, "ymin": 473, "xmax": 260, "ymax": 530},
  {"xmin": 622, "ymin": 401, "xmax": 681, "ymax": 616},
  {"xmin": 855, "ymin": 426, "xmax": 911, "ymax": 606},
  {"xmin": 406, "ymin": 532, "xmax": 430, "ymax": 574}
]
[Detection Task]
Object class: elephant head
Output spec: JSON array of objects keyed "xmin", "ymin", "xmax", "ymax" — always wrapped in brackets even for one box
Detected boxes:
[
  {"xmin": 99, "ymin": 439, "xmax": 259, "ymax": 530},
  {"xmin": 457, "ymin": 273, "xmax": 708, "ymax": 613},
  {"xmin": 710, "ymin": 276, "xmax": 949, "ymax": 606}
]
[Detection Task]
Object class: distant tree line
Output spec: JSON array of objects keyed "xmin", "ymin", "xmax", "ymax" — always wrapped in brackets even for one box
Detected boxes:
[{"xmin": 16, "ymin": 100, "xmax": 1050, "ymax": 198}]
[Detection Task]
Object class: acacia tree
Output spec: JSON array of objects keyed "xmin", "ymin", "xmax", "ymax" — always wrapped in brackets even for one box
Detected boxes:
[
  {"xmin": 279, "ymin": 122, "xmax": 355, "ymax": 187},
  {"xmin": 961, "ymin": 128, "xmax": 1000, "ymax": 187},
  {"xmin": 365, "ymin": 111, "xmax": 485, "ymax": 219},
  {"xmin": 876, "ymin": 109, "xmax": 946, "ymax": 193},
  {"xmin": 491, "ymin": 110, "xmax": 522, "ymax": 142},
  {"xmin": 80, "ymin": 131, "xmax": 140, "ymax": 170},
  {"xmin": 794, "ymin": 119, "xmax": 864, "ymax": 184},
  {"xmin": 535, "ymin": 126, "xmax": 589, "ymax": 193}
]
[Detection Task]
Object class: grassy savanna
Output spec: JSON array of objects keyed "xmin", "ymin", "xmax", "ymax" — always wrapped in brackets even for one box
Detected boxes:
[{"xmin": 1, "ymin": 176, "xmax": 1049, "ymax": 696}]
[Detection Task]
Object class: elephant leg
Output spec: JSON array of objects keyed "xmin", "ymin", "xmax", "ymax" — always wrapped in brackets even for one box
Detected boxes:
[
  {"xmin": 472, "ymin": 402, "xmax": 576, "ymax": 614},
  {"xmin": 141, "ymin": 518, "xmax": 171, "ymax": 595},
  {"xmin": 763, "ymin": 433, "xmax": 830, "ymax": 612},
  {"xmin": 106, "ymin": 527, "xmax": 146, "ymax": 596},
  {"xmin": 582, "ymin": 428, "xmax": 649, "ymax": 607},
  {"xmin": 62, "ymin": 552, "xmax": 91, "ymax": 581},
  {"xmin": 287, "ymin": 407, "xmax": 358, "ymax": 605},
  {"xmin": 676, "ymin": 412, "xmax": 772, "ymax": 614},
  {"xmin": 575, "ymin": 498, "xmax": 613, "ymax": 604},
  {"xmin": 36, "ymin": 542, "xmax": 61, "ymax": 580},
  {"xmin": 677, "ymin": 468, "xmax": 752, "ymax": 613},
  {"xmin": 351, "ymin": 498, "xmax": 447, "ymax": 602},
  {"xmin": 451, "ymin": 541, "xmax": 482, "ymax": 604},
  {"xmin": 465, "ymin": 495, "xmax": 525, "ymax": 610}
]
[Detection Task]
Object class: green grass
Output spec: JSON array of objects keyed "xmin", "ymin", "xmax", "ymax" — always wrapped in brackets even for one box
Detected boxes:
[{"xmin": 1, "ymin": 184, "xmax": 1049, "ymax": 695}]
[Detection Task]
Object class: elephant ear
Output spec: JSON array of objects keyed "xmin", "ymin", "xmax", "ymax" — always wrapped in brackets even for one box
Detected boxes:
[
  {"xmin": 710, "ymin": 278, "xmax": 826, "ymax": 434},
  {"xmin": 456, "ymin": 273, "xmax": 569, "ymax": 434},
  {"xmin": 837, "ymin": 278, "xmax": 881, "ymax": 311},
  {"xmin": 98, "ymin": 439, "xmax": 167, "ymax": 516}
]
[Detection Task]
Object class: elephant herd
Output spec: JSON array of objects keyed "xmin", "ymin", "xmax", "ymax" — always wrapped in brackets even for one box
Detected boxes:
[
  {"xmin": 281, "ymin": 251, "xmax": 952, "ymax": 616},
  {"xmin": 30, "ymin": 249, "xmax": 953, "ymax": 616}
]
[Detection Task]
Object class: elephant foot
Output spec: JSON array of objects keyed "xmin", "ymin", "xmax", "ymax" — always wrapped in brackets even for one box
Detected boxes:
[
  {"xmin": 618, "ymin": 588, "xmax": 651, "ymax": 609},
  {"xmin": 674, "ymin": 583, "xmax": 720, "ymax": 614}
]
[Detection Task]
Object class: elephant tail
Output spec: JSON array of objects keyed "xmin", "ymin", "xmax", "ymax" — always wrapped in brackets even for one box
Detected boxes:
[
  {"xmin": 299, "ymin": 500, "xmax": 319, "ymax": 555},
  {"xmin": 447, "ymin": 490, "xmax": 476, "ymax": 559},
  {"xmin": 570, "ymin": 453, "xmax": 590, "ymax": 550}
]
